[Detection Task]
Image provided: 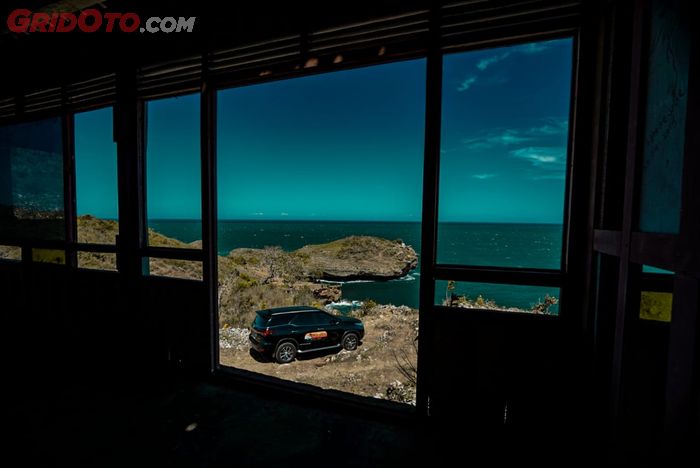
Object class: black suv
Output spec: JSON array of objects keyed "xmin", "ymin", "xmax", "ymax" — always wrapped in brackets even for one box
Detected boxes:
[{"xmin": 249, "ymin": 306, "xmax": 365, "ymax": 364}]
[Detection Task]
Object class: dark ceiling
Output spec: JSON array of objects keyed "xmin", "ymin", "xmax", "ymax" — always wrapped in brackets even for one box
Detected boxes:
[{"xmin": 1, "ymin": 0, "xmax": 431, "ymax": 96}]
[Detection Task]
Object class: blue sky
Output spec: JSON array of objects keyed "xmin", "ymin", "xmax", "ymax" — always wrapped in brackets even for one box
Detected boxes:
[
  {"xmin": 74, "ymin": 38, "xmax": 572, "ymax": 223},
  {"xmin": 145, "ymin": 94, "xmax": 201, "ymax": 219},
  {"xmin": 217, "ymin": 60, "xmax": 426, "ymax": 221},
  {"xmin": 439, "ymin": 38, "xmax": 573, "ymax": 223},
  {"xmin": 75, "ymin": 107, "xmax": 118, "ymax": 219}
]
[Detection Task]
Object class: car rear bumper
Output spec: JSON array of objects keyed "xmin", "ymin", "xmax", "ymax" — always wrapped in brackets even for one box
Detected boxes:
[{"xmin": 249, "ymin": 334, "xmax": 273, "ymax": 354}]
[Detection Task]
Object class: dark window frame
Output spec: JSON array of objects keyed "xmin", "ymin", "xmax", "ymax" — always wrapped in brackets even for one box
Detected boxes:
[
  {"xmin": 70, "ymin": 105, "xmax": 122, "ymax": 272},
  {"xmin": 431, "ymin": 33, "xmax": 578, "ymax": 317},
  {"xmin": 206, "ymin": 29, "xmax": 584, "ymax": 412},
  {"xmin": 0, "ymin": 112, "xmax": 71, "ymax": 265},
  {"xmin": 139, "ymin": 93, "xmax": 205, "ymax": 281},
  {"xmin": 0, "ymin": 3, "xmax": 597, "ymax": 417},
  {"xmin": 590, "ymin": 0, "xmax": 699, "ymax": 445}
]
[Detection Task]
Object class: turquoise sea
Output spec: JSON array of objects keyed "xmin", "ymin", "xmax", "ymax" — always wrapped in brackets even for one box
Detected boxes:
[{"xmin": 149, "ymin": 221, "xmax": 563, "ymax": 312}]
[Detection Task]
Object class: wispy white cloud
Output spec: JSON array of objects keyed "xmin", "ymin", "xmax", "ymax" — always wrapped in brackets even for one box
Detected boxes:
[
  {"xmin": 528, "ymin": 118, "xmax": 569, "ymax": 136},
  {"xmin": 455, "ymin": 41, "xmax": 561, "ymax": 94},
  {"xmin": 463, "ymin": 127, "xmax": 540, "ymax": 150},
  {"xmin": 490, "ymin": 130, "xmax": 533, "ymax": 145},
  {"xmin": 462, "ymin": 42, "xmax": 557, "ymax": 91},
  {"xmin": 510, "ymin": 147, "xmax": 565, "ymax": 166},
  {"xmin": 460, "ymin": 119, "xmax": 569, "ymax": 150},
  {"xmin": 518, "ymin": 41, "xmax": 552, "ymax": 55},
  {"xmin": 531, "ymin": 174, "xmax": 566, "ymax": 180},
  {"xmin": 463, "ymin": 129, "xmax": 533, "ymax": 149},
  {"xmin": 457, "ymin": 76, "xmax": 477, "ymax": 91},
  {"xmin": 252, "ymin": 212, "xmax": 265, "ymax": 216},
  {"xmin": 472, "ymin": 173, "xmax": 496, "ymax": 180},
  {"xmin": 529, "ymin": 124, "xmax": 565, "ymax": 135},
  {"xmin": 477, "ymin": 52, "xmax": 512, "ymax": 71}
]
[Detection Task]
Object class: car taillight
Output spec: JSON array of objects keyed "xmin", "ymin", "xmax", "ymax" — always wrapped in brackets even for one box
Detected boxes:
[{"xmin": 262, "ymin": 328, "xmax": 273, "ymax": 337}]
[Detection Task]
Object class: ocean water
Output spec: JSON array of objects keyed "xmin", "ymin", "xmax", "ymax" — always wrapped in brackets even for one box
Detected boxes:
[{"xmin": 149, "ymin": 220, "xmax": 563, "ymax": 311}]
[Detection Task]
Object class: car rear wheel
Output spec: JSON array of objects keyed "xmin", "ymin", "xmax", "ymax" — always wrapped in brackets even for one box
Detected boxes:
[
  {"xmin": 275, "ymin": 341, "xmax": 297, "ymax": 364},
  {"xmin": 342, "ymin": 333, "xmax": 359, "ymax": 351}
]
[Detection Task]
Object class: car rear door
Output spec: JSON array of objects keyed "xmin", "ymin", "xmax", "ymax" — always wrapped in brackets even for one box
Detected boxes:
[
  {"xmin": 289, "ymin": 313, "xmax": 316, "ymax": 352},
  {"xmin": 297, "ymin": 312, "xmax": 334, "ymax": 349},
  {"xmin": 318, "ymin": 312, "xmax": 343, "ymax": 345}
]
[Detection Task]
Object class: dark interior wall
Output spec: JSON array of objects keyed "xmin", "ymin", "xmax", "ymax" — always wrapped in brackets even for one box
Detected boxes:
[
  {"xmin": 0, "ymin": 261, "xmax": 586, "ymax": 437},
  {"xmin": 0, "ymin": 145, "xmax": 11, "ymax": 210},
  {"xmin": 425, "ymin": 309, "xmax": 585, "ymax": 443},
  {"xmin": 0, "ymin": 262, "xmax": 209, "ymax": 385},
  {"xmin": 141, "ymin": 276, "xmax": 211, "ymax": 375},
  {"xmin": 621, "ymin": 321, "xmax": 670, "ymax": 461},
  {"xmin": 2, "ymin": 2, "xmax": 696, "ymax": 463}
]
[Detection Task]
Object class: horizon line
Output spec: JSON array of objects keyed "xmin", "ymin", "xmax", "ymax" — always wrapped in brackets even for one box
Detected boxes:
[{"xmin": 146, "ymin": 218, "xmax": 564, "ymax": 225}]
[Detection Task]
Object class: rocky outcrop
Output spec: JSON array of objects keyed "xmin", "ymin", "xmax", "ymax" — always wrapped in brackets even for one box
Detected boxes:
[
  {"xmin": 296, "ymin": 236, "xmax": 418, "ymax": 281},
  {"xmin": 225, "ymin": 236, "xmax": 419, "ymax": 282},
  {"xmin": 308, "ymin": 283, "xmax": 342, "ymax": 302},
  {"xmin": 72, "ymin": 216, "xmax": 419, "ymax": 327}
]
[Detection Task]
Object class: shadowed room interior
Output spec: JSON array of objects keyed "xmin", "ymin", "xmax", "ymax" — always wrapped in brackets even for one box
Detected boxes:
[{"xmin": 1, "ymin": 0, "xmax": 697, "ymax": 465}]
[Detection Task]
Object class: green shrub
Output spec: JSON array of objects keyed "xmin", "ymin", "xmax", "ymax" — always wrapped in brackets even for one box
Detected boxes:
[
  {"xmin": 353, "ymin": 299, "xmax": 377, "ymax": 317},
  {"xmin": 230, "ymin": 255, "xmax": 247, "ymax": 266},
  {"xmin": 236, "ymin": 272, "xmax": 258, "ymax": 289}
]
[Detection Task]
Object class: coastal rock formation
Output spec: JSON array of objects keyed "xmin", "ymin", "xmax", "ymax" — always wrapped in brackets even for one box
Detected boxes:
[
  {"xmin": 69, "ymin": 216, "xmax": 419, "ymax": 327},
  {"xmin": 308, "ymin": 283, "xmax": 342, "ymax": 302},
  {"xmin": 226, "ymin": 236, "xmax": 418, "ymax": 282},
  {"xmin": 296, "ymin": 236, "xmax": 418, "ymax": 281}
]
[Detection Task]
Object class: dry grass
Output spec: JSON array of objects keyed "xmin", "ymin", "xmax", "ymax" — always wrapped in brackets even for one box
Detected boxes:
[
  {"xmin": 150, "ymin": 258, "xmax": 203, "ymax": 280},
  {"xmin": 219, "ymin": 305, "xmax": 419, "ymax": 404},
  {"xmin": 77, "ymin": 215, "xmax": 119, "ymax": 244},
  {"xmin": 78, "ymin": 251, "xmax": 117, "ymax": 270},
  {"xmin": 218, "ymin": 281, "xmax": 317, "ymax": 327}
]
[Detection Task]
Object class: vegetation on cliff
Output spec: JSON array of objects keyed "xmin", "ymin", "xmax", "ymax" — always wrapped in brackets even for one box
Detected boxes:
[{"xmin": 71, "ymin": 216, "xmax": 418, "ymax": 328}]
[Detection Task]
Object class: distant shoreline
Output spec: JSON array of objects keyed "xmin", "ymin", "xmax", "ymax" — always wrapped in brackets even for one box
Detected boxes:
[{"xmin": 150, "ymin": 219, "xmax": 565, "ymax": 226}]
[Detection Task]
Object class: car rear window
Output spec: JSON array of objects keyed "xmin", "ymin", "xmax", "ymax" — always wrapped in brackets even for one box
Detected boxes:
[
  {"xmin": 291, "ymin": 313, "xmax": 317, "ymax": 326},
  {"xmin": 269, "ymin": 315, "xmax": 290, "ymax": 326},
  {"xmin": 253, "ymin": 314, "xmax": 270, "ymax": 328}
]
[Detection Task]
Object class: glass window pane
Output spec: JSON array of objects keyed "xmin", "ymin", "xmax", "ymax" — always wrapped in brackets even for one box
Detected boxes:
[
  {"xmin": 291, "ymin": 313, "xmax": 317, "ymax": 326},
  {"xmin": 75, "ymin": 107, "xmax": 118, "ymax": 244},
  {"xmin": 640, "ymin": 291, "xmax": 672, "ymax": 322},
  {"xmin": 0, "ymin": 117, "xmax": 64, "ymax": 240},
  {"xmin": 77, "ymin": 252, "xmax": 117, "ymax": 271},
  {"xmin": 436, "ymin": 280, "xmax": 560, "ymax": 315},
  {"xmin": 0, "ymin": 245, "xmax": 21, "ymax": 261},
  {"xmin": 437, "ymin": 38, "xmax": 573, "ymax": 268},
  {"xmin": 147, "ymin": 258, "xmax": 202, "ymax": 281},
  {"xmin": 145, "ymin": 94, "xmax": 201, "ymax": 248},
  {"xmin": 638, "ymin": 0, "xmax": 690, "ymax": 234},
  {"xmin": 32, "ymin": 248, "xmax": 65, "ymax": 264},
  {"xmin": 642, "ymin": 264, "xmax": 673, "ymax": 274},
  {"xmin": 216, "ymin": 60, "xmax": 426, "ymax": 404}
]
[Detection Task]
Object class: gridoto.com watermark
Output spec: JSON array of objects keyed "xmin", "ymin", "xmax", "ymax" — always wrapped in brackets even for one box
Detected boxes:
[{"xmin": 7, "ymin": 9, "xmax": 196, "ymax": 33}]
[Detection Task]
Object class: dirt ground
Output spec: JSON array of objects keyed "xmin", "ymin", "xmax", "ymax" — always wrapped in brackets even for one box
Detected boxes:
[{"xmin": 219, "ymin": 305, "xmax": 419, "ymax": 404}]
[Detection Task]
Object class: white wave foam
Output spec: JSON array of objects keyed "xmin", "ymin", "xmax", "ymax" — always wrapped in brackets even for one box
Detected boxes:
[
  {"xmin": 317, "ymin": 279, "xmax": 374, "ymax": 285},
  {"xmin": 319, "ymin": 272, "xmax": 420, "ymax": 284},
  {"xmin": 326, "ymin": 300, "xmax": 363, "ymax": 310},
  {"xmin": 390, "ymin": 274, "xmax": 417, "ymax": 282}
]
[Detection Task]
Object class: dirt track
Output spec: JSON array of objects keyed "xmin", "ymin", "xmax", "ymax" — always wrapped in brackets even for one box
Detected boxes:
[{"xmin": 219, "ymin": 305, "xmax": 418, "ymax": 404}]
